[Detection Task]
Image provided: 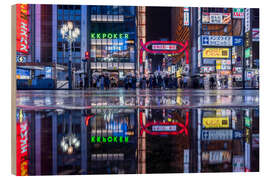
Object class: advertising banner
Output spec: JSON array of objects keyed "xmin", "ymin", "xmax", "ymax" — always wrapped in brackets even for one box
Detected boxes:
[
  {"xmin": 202, "ymin": 151, "xmax": 231, "ymax": 164},
  {"xmin": 16, "ymin": 109, "xmax": 28, "ymax": 176},
  {"xmin": 16, "ymin": 4, "xmax": 29, "ymax": 54},
  {"xmin": 202, "ymin": 117, "xmax": 229, "ymax": 128},
  {"xmin": 233, "ymin": 156, "xmax": 245, "ymax": 172},
  {"xmin": 202, "ymin": 12, "xmax": 231, "ymax": 24},
  {"xmin": 45, "ymin": 67, "xmax": 52, "ymax": 79},
  {"xmin": 252, "ymin": 28, "xmax": 259, "ymax": 42},
  {"xmin": 203, "ymin": 48, "xmax": 230, "ymax": 58},
  {"xmin": 245, "ymin": 9, "xmax": 251, "ymax": 33},
  {"xmin": 233, "ymin": 8, "xmax": 245, "ymax": 19},
  {"xmin": 233, "ymin": 36, "xmax": 244, "ymax": 46},
  {"xmin": 202, "ymin": 35, "xmax": 232, "ymax": 46},
  {"xmin": 202, "ymin": 129, "xmax": 233, "ymax": 141},
  {"xmin": 200, "ymin": 66, "xmax": 215, "ymax": 73},
  {"xmin": 184, "ymin": 12, "xmax": 190, "ymax": 26}
]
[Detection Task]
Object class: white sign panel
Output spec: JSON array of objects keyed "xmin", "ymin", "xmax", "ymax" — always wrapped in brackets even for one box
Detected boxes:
[
  {"xmin": 184, "ymin": 12, "xmax": 189, "ymax": 26},
  {"xmin": 91, "ymin": 62, "xmax": 96, "ymax": 69},
  {"xmin": 96, "ymin": 62, "xmax": 101, "ymax": 69},
  {"xmin": 152, "ymin": 125, "xmax": 177, "ymax": 132},
  {"xmin": 202, "ymin": 35, "xmax": 233, "ymax": 46},
  {"xmin": 202, "ymin": 129, "xmax": 233, "ymax": 141},
  {"xmin": 252, "ymin": 28, "xmax": 259, "ymax": 42},
  {"xmin": 245, "ymin": 9, "xmax": 251, "ymax": 33},
  {"xmin": 233, "ymin": 156, "xmax": 245, "ymax": 172}
]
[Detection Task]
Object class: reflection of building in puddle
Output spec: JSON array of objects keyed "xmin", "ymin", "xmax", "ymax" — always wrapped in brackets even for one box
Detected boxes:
[
  {"xmin": 89, "ymin": 108, "xmax": 137, "ymax": 174},
  {"xmin": 138, "ymin": 108, "xmax": 190, "ymax": 173},
  {"xmin": 199, "ymin": 108, "xmax": 259, "ymax": 172}
]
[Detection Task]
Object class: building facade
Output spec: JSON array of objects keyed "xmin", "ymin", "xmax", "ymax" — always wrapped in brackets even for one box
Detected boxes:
[{"xmin": 16, "ymin": 5, "xmax": 138, "ymax": 89}]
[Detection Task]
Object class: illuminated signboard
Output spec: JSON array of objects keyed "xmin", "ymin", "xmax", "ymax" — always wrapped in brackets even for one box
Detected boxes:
[
  {"xmin": 203, "ymin": 48, "xmax": 230, "ymax": 58},
  {"xmin": 202, "ymin": 35, "xmax": 233, "ymax": 46},
  {"xmin": 245, "ymin": 48, "xmax": 251, "ymax": 58},
  {"xmin": 91, "ymin": 33, "xmax": 129, "ymax": 39},
  {"xmin": 202, "ymin": 151, "xmax": 231, "ymax": 164},
  {"xmin": 152, "ymin": 125, "xmax": 177, "ymax": 132},
  {"xmin": 202, "ymin": 12, "xmax": 231, "ymax": 24},
  {"xmin": 200, "ymin": 66, "xmax": 215, "ymax": 73},
  {"xmin": 90, "ymin": 136, "xmax": 129, "ymax": 143},
  {"xmin": 202, "ymin": 117, "xmax": 229, "ymax": 128},
  {"xmin": 152, "ymin": 44, "xmax": 177, "ymax": 50},
  {"xmin": 233, "ymin": 8, "xmax": 245, "ymax": 19},
  {"xmin": 16, "ymin": 4, "xmax": 29, "ymax": 54},
  {"xmin": 184, "ymin": 11, "xmax": 190, "ymax": 26},
  {"xmin": 202, "ymin": 129, "xmax": 233, "ymax": 141},
  {"xmin": 139, "ymin": 111, "xmax": 189, "ymax": 136},
  {"xmin": 16, "ymin": 109, "xmax": 28, "ymax": 176}
]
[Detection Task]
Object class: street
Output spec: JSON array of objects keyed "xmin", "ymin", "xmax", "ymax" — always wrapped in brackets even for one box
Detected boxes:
[{"xmin": 16, "ymin": 89, "xmax": 259, "ymax": 110}]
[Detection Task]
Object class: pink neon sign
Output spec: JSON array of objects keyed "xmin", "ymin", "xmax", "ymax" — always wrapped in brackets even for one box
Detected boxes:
[
  {"xmin": 139, "ymin": 40, "xmax": 189, "ymax": 64},
  {"xmin": 139, "ymin": 111, "xmax": 189, "ymax": 136}
]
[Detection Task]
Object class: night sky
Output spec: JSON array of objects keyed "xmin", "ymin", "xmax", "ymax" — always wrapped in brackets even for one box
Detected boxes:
[
  {"xmin": 146, "ymin": 7, "xmax": 171, "ymax": 72},
  {"xmin": 146, "ymin": 7, "xmax": 171, "ymax": 41}
]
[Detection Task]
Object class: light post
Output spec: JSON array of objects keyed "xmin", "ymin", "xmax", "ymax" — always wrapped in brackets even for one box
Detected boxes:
[
  {"xmin": 61, "ymin": 21, "xmax": 80, "ymax": 90},
  {"xmin": 60, "ymin": 112, "xmax": 80, "ymax": 155}
]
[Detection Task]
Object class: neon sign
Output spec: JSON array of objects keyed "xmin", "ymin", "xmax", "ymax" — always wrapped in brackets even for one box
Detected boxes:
[
  {"xmin": 16, "ymin": 4, "xmax": 29, "ymax": 54},
  {"xmin": 16, "ymin": 109, "xmax": 28, "ymax": 176},
  {"xmin": 90, "ymin": 136, "xmax": 129, "ymax": 143},
  {"xmin": 139, "ymin": 40, "xmax": 189, "ymax": 64},
  {"xmin": 139, "ymin": 111, "xmax": 189, "ymax": 136},
  {"xmin": 91, "ymin": 33, "xmax": 129, "ymax": 39}
]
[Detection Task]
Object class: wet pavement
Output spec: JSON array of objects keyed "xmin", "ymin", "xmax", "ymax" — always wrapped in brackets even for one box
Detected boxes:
[{"xmin": 15, "ymin": 89, "xmax": 259, "ymax": 175}]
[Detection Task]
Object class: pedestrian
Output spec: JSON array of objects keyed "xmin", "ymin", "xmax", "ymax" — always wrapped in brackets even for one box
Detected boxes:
[
  {"xmin": 158, "ymin": 74, "xmax": 162, "ymax": 89},
  {"xmin": 124, "ymin": 76, "xmax": 129, "ymax": 90},
  {"xmin": 232, "ymin": 76, "xmax": 236, "ymax": 88},
  {"xmin": 153, "ymin": 75, "xmax": 157, "ymax": 88},
  {"xmin": 142, "ymin": 76, "xmax": 146, "ymax": 89},
  {"xmin": 100, "ymin": 75, "xmax": 104, "ymax": 90},
  {"xmin": 132, "ymin": 75, "xmax": 137, "ymax": 89},
  {"xmin": 183, "ymin": 77, "xmax": 188, "ymax": 88},
  {"xmin": 149, "ymin": 75, "xmax": 153, "ymax": 89},
  {"xmin": 209, "ymin": 76, "xmax": 214, "ymax": 89}
]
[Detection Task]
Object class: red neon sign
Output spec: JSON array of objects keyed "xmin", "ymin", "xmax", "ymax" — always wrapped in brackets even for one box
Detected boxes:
[
  {"xmin": 16, "ymin": 121, "xmax": 28, "ymax": 176},
  {"xmin": 16, "ymin": 4, "xmax": 29, "ymax": 54},
  {"xmin": 139, "ymin": 111, "xmax": 189, "ymax": 136},
  {"xmin": 139, "ymin": 40, "xmax": 189, "ymax": 64}
]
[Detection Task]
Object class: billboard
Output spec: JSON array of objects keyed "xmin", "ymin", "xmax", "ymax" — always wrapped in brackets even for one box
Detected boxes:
[
  {"xmin": 201, "ymin": 35, "xmax": 232, "ymax": 46},
  {"xmin": 16, "ymin": 4, "xmax": 29, "ymax": 54},
  {"xmin": 202, "ymin": 117, "xmax": 229, "ymax": 128},
  {"xmin": 203, "ymin": 48, "xmax": 230, "ymax": 58},
  {"xmin": 233, "ymin": 8, "xmax": 245, "ymax": 19},
  {"xmin": 202, "ymin": 151, "xmax": 231, "ymax": 164},
  {"xmin": 202, "ymin": 12, "xmax": 231, "ymax": 24},
  {"xmin": 202, "ymin": 129, "xmax": 233, "ymax": 141}
]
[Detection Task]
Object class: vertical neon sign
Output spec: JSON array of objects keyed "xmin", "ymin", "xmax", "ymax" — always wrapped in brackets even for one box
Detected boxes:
[
  {"xmin": 16, "ymin": 109, "xmax": 28, "ymax": 176},
  {"xmin": 16, "ymin": 4, "xmax": 29, "ymax": 54}
]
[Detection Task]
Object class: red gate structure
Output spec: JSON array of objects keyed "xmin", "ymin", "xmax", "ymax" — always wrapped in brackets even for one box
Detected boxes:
[{"xmin": 139, "ymin": 39, "xmax": 189, "ymax": 65}]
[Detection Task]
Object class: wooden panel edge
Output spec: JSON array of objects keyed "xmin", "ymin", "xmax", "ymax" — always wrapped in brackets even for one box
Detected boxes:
[{"xmin": 11, "ymin": 4, "xmax": 17, "ymax": 176}]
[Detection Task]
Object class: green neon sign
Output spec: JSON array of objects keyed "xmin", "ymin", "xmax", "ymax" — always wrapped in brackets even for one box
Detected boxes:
[
  {"xmin": 91, "ymin": 136, "xmax": 129, "ymax": 143},
  {"xmin": 91, "ymin": 33, "xmax": 129, "ymax": 39}
]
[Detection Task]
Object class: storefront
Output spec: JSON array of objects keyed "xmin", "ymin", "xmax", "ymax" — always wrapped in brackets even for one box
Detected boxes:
[{"xmin": 89, "ymin": 6, "xmax": 137, "ymax": 83}]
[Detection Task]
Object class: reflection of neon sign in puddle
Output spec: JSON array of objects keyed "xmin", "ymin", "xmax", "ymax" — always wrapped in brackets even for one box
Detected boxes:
[{"xmin": 139, "ymin": 111, "xmax": 189, "ymax": 136}]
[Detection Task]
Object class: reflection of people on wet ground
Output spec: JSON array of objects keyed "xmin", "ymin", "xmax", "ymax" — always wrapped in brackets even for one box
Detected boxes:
[{"xmin": 209, "ymin": 76, "xmax": 215, "ymax": 89}]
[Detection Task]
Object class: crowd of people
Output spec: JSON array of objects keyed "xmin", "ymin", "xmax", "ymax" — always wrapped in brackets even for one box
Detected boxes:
[
  {"xmin": 78, "ymin": 73, "xmax": 257, "ymax": 90},
  {"xmin": 89, "ymin": 74, "xmax": 193, "ymax": 90}
]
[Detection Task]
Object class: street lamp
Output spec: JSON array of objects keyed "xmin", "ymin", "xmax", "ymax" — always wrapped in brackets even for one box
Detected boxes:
[
  {"xmin": 60, "ymin": 21, "xmax": 80, "ymax": 90},
  {"xmin": 60, "ymin": 114, "xmax": 80, "ymax": 155}
]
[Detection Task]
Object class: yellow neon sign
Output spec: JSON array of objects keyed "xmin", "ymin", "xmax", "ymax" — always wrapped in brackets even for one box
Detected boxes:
[
  {"xmin": 203, "ymin": 117, "xmax": 229, "ymax": 128},
  {"xmin": 203, "ymin": 48, "xmax": 230, "ymax": 58}
]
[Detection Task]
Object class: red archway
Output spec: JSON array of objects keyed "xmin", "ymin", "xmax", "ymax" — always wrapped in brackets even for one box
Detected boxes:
[{"xmin": 139, "ymin": 40, "xmax": 189, "ymax": 65}]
